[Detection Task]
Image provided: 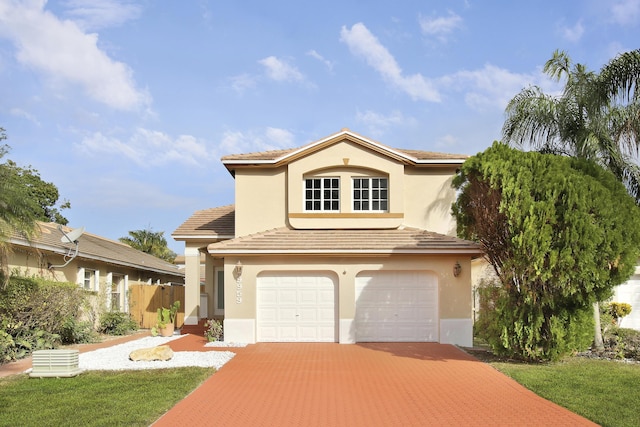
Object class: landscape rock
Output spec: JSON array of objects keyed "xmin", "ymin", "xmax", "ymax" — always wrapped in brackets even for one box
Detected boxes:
[{"xmin": 129, "ymin": 345, "xmax": 174, "ymax": 361}]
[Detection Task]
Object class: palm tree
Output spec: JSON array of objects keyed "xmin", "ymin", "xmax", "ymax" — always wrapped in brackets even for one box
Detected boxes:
[
  {"xmin": 502, "ymin": 49, "xmax": 640, "ymax": 200},
  {"xmin": 0, "ymin": 135, "xmax": 39, "ymax": 284},
  {"xmin": 119, "ymin": 228, "xmax": 177, "ymax": 263},
  {"xmin": 502, "ymin": 49, "xmax": 640, "ymax": 350}
]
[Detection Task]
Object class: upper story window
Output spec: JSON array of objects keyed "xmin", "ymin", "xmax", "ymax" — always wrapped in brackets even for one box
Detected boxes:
[
  {"xmin": 353, "ymin": 177, "xmax": 388, "ymax": 211},
  {"xmin": 305, "ymin": 178, "xmax": 339, "ymax": 211}
]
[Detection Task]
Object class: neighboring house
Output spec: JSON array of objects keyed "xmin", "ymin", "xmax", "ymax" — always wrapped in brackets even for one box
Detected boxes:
[
  {"xmin": 173, "ymin": 129, "xmax": 482, "ymax": 346},
  {"xmin": 8, "ymin": 221, "xmax": 185, "ymax": 314}
]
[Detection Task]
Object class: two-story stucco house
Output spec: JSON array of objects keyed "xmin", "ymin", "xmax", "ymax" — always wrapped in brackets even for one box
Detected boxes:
[{"xmin": 173, "ymin": 129, "xmax": 482, "ymax": 346}]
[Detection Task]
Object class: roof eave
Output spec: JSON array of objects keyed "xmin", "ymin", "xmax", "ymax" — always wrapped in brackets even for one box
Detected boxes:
[
  {"xmin": 207, "ymin": 248, "xmax": 483, "ymax": 256},
  {"xmin": 172, "ymin": 234, "xmax": 235, "ymax": 241}
]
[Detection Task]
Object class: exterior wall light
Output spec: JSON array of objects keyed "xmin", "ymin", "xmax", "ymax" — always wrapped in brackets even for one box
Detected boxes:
[
  {"xmin": 234, "ymin": 260, "xmax": 243, "ymax": 278},
  {"xmin": 453, "ymin": 261, "xmax": 462, "ymax": 278}
]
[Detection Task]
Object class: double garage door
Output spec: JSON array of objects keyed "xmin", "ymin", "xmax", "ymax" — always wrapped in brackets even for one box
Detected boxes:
[{"xmin": 256, "ymin": 271, "xmax": 438, "ymax": 343}]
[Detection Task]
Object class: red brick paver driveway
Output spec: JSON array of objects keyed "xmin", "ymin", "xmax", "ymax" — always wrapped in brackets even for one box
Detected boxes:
[{"xmin": 155, "ymin": 337, "xmax": 596, "ymax": 427}]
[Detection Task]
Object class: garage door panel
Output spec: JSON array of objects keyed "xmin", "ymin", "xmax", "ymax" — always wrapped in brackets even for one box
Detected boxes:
[
  {"xmin": 355, "ymin": 271, "xmax": 438, "ymax": 342},
  {"xmin": 299, "ymin": 289, "xmax": 320, "ymax": 305},
  {"xmin": 257, "ymin": 274, "xmax": 336, "ymax": 342},
  {"xmin": 278, "ymin": 307, "xmax": 298, "ymax": 321},
  {"xmin": 258, "ymin": 289, "xmax": 278, "ymax": 305},
  {"xmin": 258, "ymin": 307, "xmax": 278, "ymax": 322},
  {"xmin": 279, "ymin": 289, "xmax": 297, "ymax": 304}
]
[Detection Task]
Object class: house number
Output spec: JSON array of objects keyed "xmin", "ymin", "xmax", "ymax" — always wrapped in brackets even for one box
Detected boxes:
[{"xmin": 235, "ymin": 277, "xmax": 243, "ymax": 304}]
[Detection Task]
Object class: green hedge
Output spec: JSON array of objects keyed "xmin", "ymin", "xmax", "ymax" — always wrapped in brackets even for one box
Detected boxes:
[{"xmin": 0, "ymin": 275, "xmax": 96, "ymax": 363}]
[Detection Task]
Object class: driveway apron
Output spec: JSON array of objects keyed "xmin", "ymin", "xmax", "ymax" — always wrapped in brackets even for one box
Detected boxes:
[{"xmin": 154, "ymin": 338, "xmax": 596, "ymax": 427}]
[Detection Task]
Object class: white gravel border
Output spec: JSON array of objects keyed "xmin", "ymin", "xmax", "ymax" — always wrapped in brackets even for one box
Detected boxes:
[
  {"xmin": 204, "ymin": 341, "xmax": 248, "ymax": 348},
  {"xmin": 66, "ymin": 335, "xmax": 236, "ymax": 371}
]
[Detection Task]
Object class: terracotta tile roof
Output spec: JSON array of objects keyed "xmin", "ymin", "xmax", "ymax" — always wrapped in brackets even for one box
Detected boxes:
[
  {"xmin": 207, "ymin": 227, "xmax": 482, "ymax": 255},
  {"xmin": 172, "ymin": 205, "xmax": 235, "ymax": 239},
  {"xmin": 10, "ymin": 222, "xmax": 185, "ymax": 277},
  {"xmin": 221, "ymin": 129, "xmax": 468, "ymax": 164}
]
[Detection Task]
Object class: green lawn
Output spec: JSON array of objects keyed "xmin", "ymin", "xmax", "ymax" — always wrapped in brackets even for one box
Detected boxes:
[
  {"xmin": 0, "ymin": 367, "xmax": 215, "ymax": 427},
  {"xmin": 491, "ymin": 358, "xmax": 640, "ymax": 427}
]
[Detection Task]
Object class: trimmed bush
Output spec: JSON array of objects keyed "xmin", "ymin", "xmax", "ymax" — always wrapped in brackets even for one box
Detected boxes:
[
  {"xmin": 99, "ymin": 311, "xmax": 139, "ymax": 336},
  {"xmin": 475, "ymin": 283, "xmax": 594, "ymax": 361}
]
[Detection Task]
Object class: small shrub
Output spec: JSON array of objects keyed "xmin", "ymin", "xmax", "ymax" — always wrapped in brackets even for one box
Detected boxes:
[
  {"xmin": 99, "ymin": 312, "xmax": 139, "ymax": 336},
  {"xmin": 604, "ymin": 302, "xmax": 632, "ymax": 326},
  {"xmin": 1, "ymin": 318, "xmax": 60, "ymax": 363},
  {"xmin": 604, "ymin": 327, "xmax": 640, "ymax": 360},
  {"xmin": 60, "ymin": 317, "xmax": 99, "ymax": 344},
  {"xmin": 204, "ymin": 319, "xmax": 223, "ymax": 342}
]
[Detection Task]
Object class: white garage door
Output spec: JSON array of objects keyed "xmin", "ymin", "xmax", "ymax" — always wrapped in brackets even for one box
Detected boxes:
[
  {"xmin": 257, "ymin": 274, "xmax": 336, "ymax": 342},
  {"xmin": 355, "ymin": 271, "xmax": 438, "ymax": 342}
]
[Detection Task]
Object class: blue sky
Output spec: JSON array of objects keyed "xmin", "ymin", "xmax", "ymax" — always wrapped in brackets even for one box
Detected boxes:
[{"xmin": 0, "ymin": 0, "xmax": 639, "ymax": 253}]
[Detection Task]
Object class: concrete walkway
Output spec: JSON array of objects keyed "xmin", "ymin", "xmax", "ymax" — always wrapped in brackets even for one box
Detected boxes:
[{"xmin": 153, "ymin": 335, "xmax": 597, "ymax": 427}]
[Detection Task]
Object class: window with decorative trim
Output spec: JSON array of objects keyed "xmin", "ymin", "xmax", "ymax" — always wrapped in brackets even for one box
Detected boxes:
[
  {"xmin": 79, "ymin": 268, "xmax": 98, "ymax": 291},
  {"xmin": 304, "ymin": 178, "xmax": 340, "ymax": 211},
  {"xmin": 353, "ymin": 177, "xmax": 388, "ymax": 211}
]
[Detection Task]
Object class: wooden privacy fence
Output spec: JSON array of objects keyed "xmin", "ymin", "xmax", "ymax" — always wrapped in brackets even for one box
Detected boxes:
[{"xmin": 129, "ymin": 284, "xmax": 185, "ymax": 329}]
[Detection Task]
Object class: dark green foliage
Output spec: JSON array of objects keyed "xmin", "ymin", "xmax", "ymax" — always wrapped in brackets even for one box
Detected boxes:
[
  {"xmin": 0, "ymin": 275, "xmax": 92, "ymax": 362},
  {"xmin": 60, "ymin": 317, "xmax": 99, "ymax": 344},
  {"xmin": 455, "ymin": 143, "xmax": 640, "ymax": 360},
  {"xmin": 99, "ymin": 311, "xmax": 139, "ymax": 336}
]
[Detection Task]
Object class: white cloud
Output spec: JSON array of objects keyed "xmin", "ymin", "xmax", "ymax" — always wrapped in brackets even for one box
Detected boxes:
[
  {"xmin": 611, "ymin": 0, "xmax": 640, "ymax": 25},
  {"xmin": 229, "ymin": 73, "xmax": 257, "ymax": 93},
  {"xmin": 259, "ymin": 56, "xmax": 304, "ymax": 82},
  {"xmin": 441, "ymin": 64, "xmax": 559, "ymax": 111},
  {"xmin": 356, "ymin": 110, "xmax": 414, "ymax": 137},
  {"xmin": 265, "ymin": 127, "xmax": 295, "ymax": 146},
  {"xmin": 307, "ymin": 49, "xmax": 334, "ymax": 72},
  {"xmin": 435, "ymin": 134, "xmax": 458, "ymax": 149},
  {"xmin": 0, "ymin": 0, "xmax": 150, "ymax": 111},
  {"xmin": 340, "ymin": 22, "xmax": 440, "ymax": 102},
  {"xmin": 219, "ymin": 128, "xmax": 295, "ymax": 155},
  {"xmin": 560, "ymin": 20, "xmax": 585, "ymax": 43},
  {"xmin": 77, "ymin": 128, "xmax": 215, "ymax": 167},
  {"xmin": 418, "ymin": 11, "xmax": 463, "ymax": 41},
  {"xmin": 10, "ymin": 107, "xmax": 40, "ymax": 126},
  {"xmin": 62, "ymin": 0, "xmax": 142, "ymax": 30}
]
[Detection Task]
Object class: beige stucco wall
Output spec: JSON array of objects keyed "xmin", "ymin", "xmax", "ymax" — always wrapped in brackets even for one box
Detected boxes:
[
  {"xmin": 403, "ymin": 167, "xmax": 458, "ymax": 236},
  {"xmin": 222, "ymin": 254, "xmax": 472, "ymax": 322},
  {"xmin": 234, "ymin": 167, "xmax": 287, "ymax": 236}
]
